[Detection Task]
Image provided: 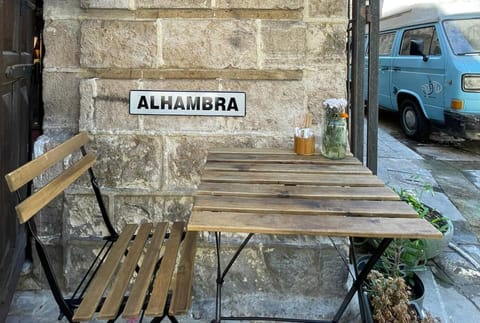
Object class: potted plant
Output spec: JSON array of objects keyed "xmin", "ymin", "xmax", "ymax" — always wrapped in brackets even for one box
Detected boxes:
[
  {"xmin": 366, "ymin": 180, "xmax": 454, "ymax": 260},
  {"xmin": 355, "ymin": 179, "xmax": 451, "ymax": 322},
  {"xmin": 357, "ymin": 239, "xmax": 427, "ymax": 311},
  {"xmin": 365, "ymin": 269, "xmax": 441, "ymax": 323},
  {"xmin": 366, "ymin": 269, "xmax": 419, "ymax": 323},
  {"xmin": 358, "ymin": 245, "xmax": 440, "ymax": 323},
  {"xmin": 394, "ymin": 185, "xmax": 454, "ymax": 259}
]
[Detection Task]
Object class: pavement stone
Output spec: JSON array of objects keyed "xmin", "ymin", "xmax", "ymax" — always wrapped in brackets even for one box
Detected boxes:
[{"xmin": 377, "ymin": 122, "xmax": 480, "ymax": 323}]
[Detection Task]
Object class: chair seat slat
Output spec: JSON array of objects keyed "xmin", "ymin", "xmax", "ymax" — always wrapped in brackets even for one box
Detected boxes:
[
  {"xmin": 122, "ymin": 223, "xmax": 169, "ymax": 319},
  {"xmin": 145, "ymin": 222, "xmax": 185, "ymax": 317},
  {"xmin": 73, "ymin": 224, "xmax": 138, "ymax": 322},
  {"xmin": 97, "ymin": 223, "xmax": 153, "ymax": 320},
  {"xmin": 169, "ymin": 231, "xmax": 198, "ymax": 315}
]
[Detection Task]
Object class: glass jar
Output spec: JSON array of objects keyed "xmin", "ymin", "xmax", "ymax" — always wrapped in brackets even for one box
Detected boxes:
[{"xmin": 321, "ymin": 116, "xmax": 347, "ymax": 159}]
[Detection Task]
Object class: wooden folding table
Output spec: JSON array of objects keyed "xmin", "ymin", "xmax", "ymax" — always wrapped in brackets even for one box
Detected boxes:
[{"xmin": 188, "ymin": 148, "xmax": 442, "ymax": 322}]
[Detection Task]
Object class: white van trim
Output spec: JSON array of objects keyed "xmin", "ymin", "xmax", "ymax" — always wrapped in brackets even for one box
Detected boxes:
[{"xmin": 381, "ymin": 2, "xmax": 480, "ymax": 31}]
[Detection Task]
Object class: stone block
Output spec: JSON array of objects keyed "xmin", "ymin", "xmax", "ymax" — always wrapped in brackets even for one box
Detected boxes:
[
  {"xmin": 43, "ymin": 20, "xmax": 80, "ymax": 68},
  {"xmin": 191, "ymin": 243, "xmax": 349, "ymax": 320},
  {"xmin": 162, "ymin": 19, "xmax": 257, "ymax": 69},
  {"xmin": 220, "ymin": 80, "xmax": 305, "ymax": 132},
  {"xmin": 138, "ymin": 0, "xmax": 211, "ymax": 8},
  {"xmin": 113, "ymin": 195, "xmax": 163, "ymax": 230},
  {"xmin": 263, "ymin": 247, "xmax": 333, "ymax": 295},
  {"xmin": 304, "ymin": 67, "xmax": 347, "ymax": 117},
  {"xmin": 42, "ymin": 72, "xmax": 80, "ymax": 132},
  {"xmin": 164, "ymin": 196, "xmax": 193, "ymax": 221},
  {"xmin": 65, "ymin": 193, "xmax": 111, "ymax": 238},
  {"xmin": 79, "ymin": 79, "xmax": 96, "ymax": 132},
  {"xmin": 89, "ymin": 134, "xmax": 163, "ymax": 190},
  {"xmin": 260, "ymin": 21, "xmax": 306, "ymax": 69},
  {"xmin": 80, "ymin": 20, "xmax": 157, "ymax": 68},
  {"xmin": 81, "ymin": 0, "xmax": 130, "ymax": 9},
  {"xmin": 36, "ymin": 197, "xmax": 63, "ymax": 238},
  {"xmin": 303, "ymin": 67, "xmax": 346, "ymax": 146},
  {"xmin": 44, "ymin": 0, "xmax": 83, "ymax": 19},
  {"xmin": 79, "ymin": 78, "xmax": 140, "ymax": 132},
  {"xmin": 306, "ymin": 22, "xmax": 347, "ymax": 65},
  {"xmin": 91, "ymin": 97, "xmax": 140, "ymax": 132},
  {"xmin": 164, "ymin": 134, "xmax": 290, "ymax": 191},
  {"xmin": 64, "ymin": 240, "xmax": 106, "ymax": 291},
  {"xmin": 199, "ymin": 231, "xmax": 342, "ymax": 248},
  {"xmin": 21, "ymin": 243, "xmax": 65, "ymax": 291},
  {"xmin": 112, "ymin": 195, "xmax": 193, "ymax": 228},
  {"xmin": 216, "ymin": 0, "xmax": 302, "ymax": 9},
  {"xmin": 308, "ymin": 0, "xmax": 348, "ymax": 18}
]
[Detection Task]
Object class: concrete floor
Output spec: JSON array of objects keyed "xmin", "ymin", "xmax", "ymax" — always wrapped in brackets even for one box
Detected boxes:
[{"xmin": 376, "ymin": 110, "xmax": 480, "ymax": 323}]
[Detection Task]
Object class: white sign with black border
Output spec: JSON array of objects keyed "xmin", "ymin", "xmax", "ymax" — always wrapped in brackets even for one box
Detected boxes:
[{"xmin": 129, "ymin": 90, "xmax": 246, "ymax": 117}]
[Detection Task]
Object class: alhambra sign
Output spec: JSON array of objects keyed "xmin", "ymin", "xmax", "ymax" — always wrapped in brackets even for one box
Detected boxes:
[{"xmin": 130, "ymin": 90, "xmax": 246, "ymax": 116}]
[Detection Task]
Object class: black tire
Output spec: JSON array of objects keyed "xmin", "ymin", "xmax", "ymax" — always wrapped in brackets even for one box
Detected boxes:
[{"xmin": 399, "ymin": 99, "xmax": 431, "ymax": 141}]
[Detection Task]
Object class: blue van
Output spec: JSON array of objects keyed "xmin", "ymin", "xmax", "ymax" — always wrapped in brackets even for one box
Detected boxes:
[{"xmin": 369, "ymin": 2, "xmax": 480, "ymax": 140}]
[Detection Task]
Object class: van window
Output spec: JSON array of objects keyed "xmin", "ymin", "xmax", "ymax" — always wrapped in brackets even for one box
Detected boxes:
[
  {"xmin": 430, "ymin": 30, "xmax": 442, "ymax": 56},
  {"xmin": 379, "ymin": 32, "xmax": 395, "ymax": 56},
  {"xmin": 400, "ymin": 26, "xmax": 441, "ymax": 56},
  {"xmin": 444, "ymin": 18, "xmax": 480, "ymax": 55}
]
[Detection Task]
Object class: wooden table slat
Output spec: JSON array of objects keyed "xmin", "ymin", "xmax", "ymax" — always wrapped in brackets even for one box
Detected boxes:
[
  {"xmin": 208, "ymin": 148, "xmax": 298, "ymax": 155},
  {"xmin": 188, "ymin": 211, "xmax": 443, "ymax": 239},
  {"xmin": 205, "ymin": 161, "xmax": 372, "ymax": 174},
  {"xmin": 207, "ymin": 153, "xmax": 361, "ymax": 165},
  {"xmin": 194, "ymin": 195, "xmax": 418, "ymax": 218},
  {"xmin": 201, "ymin": 170, "xmax": 385, "ymax": 186},
  {"xmin": 196, "ymin": 182, "xmax": 400, "ymax": 200}
]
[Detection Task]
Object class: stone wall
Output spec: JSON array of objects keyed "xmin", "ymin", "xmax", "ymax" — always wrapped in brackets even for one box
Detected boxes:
[{"xmin": 29, "ymin": 0, "xmax": 351, "ymax": 320}]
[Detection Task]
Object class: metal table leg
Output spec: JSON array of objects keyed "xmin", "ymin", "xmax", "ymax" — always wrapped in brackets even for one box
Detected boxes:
[
  {"xmin": 332, "ymin": 238, "xmax": 393, "ymax": 322},
  {"xmin": 212, "ymin": 232, "xmax": 254, "ymax": 323},
  {"xmin": 212, "ymin": 234, "xmax": 393, "ymax": 323}
]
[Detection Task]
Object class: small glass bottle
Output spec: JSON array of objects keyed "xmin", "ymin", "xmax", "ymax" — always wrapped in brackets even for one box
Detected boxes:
[{"xmin": 321, "ymin": 115, "xmax": 347, "ymax": 159}]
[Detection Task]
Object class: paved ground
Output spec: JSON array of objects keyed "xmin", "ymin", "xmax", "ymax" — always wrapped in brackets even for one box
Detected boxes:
[
  {"xmin": 376, "ymin": 110, "xmax": 480, "ymax": 323},
  {"xmin": 6, "ymin": 112, "xmax": 480, "ymax": 322}
]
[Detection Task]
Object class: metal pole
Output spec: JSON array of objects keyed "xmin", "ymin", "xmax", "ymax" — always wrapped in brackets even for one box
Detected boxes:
[
  {"xmin": 367, "ymin": 0, "xmax": 380, "ymax": 174},
  {"xmin": 350, "ymin": 0, "xmax": 366, "ymax": 162}
]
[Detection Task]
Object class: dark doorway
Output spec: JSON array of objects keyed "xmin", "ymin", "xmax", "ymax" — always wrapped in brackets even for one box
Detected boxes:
[{"xmin": 0, "ymin": 0, "xmax": 43, "ymax": 320}]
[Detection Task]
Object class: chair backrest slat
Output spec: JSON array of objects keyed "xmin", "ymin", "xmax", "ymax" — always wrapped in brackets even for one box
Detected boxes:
[
  {"xmin": 15, "ymin": 152, "xmax": 96, "ymax": 224},
  {"xmin": 5, "ymin": 132, "xmax": 89, "ymax": 192}
]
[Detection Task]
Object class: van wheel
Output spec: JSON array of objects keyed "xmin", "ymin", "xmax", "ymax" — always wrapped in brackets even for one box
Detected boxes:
[{"xmin": 400, "ymin": 99, "xmax": 431, "ymax": 141}]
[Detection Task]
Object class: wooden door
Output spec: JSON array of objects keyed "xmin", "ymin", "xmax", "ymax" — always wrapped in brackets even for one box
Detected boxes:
[{"xmin": 0, "ymin": 1, "xmax": 41, "ymax": 320}]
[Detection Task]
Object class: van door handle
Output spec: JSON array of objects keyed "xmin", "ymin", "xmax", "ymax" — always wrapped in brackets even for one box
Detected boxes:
[
  {"xmin": 392, "ymin": 67, "xmax": 401, "ymax": 71},
  {"xmin": 380, "ymin": 66, "xmax": 389, "ymax": 71}
]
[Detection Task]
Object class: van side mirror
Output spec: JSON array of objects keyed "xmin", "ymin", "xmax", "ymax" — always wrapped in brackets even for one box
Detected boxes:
[{"xmin": 410, "ymin": 40, "xmax": 429, "ymax": 62}]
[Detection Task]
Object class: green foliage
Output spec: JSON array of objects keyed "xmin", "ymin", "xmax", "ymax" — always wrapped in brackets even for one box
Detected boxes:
[
  {"xmin": 368, "ymin": 178, "xmax": 451, "ymax": 278},
  {"xmin": 363, "ymin": 178, "xmax": 447, "ymax": 322},
  {"xmin": 392, "ymin": 181, "xmax": 450, "ymax": 234}
]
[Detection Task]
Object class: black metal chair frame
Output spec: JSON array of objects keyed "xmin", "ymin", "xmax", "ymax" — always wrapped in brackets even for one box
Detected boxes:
[{"xmin": 14, "ymin": 146, "xmax": 179, "ymax": 323}]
